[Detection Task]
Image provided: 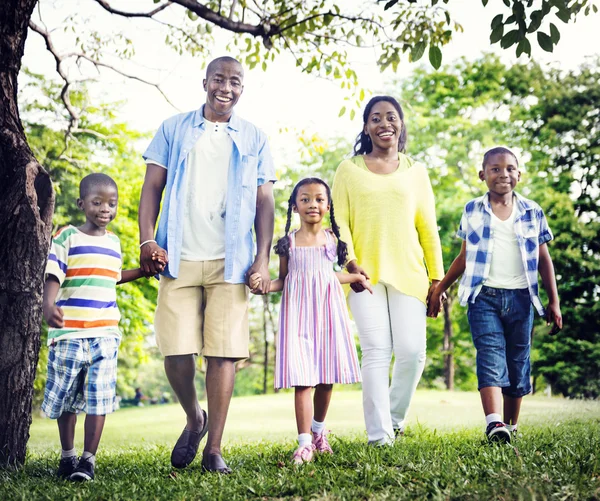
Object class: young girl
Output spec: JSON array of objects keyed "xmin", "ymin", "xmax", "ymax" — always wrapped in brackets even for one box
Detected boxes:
[{"xmin": 250, "ymin": 177, "xmax": 371, "ymax": 464}]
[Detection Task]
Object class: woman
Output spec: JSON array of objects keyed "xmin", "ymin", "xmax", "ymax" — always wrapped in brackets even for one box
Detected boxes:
[{"xmin": 332, "ymin": 95, "xmax": 444, "ymax": 445}]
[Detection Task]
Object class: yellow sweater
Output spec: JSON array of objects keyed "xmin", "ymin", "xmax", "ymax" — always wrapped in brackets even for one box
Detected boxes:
[{"xmin": 332, "ymin": 154, "xmax": 444, "ymax": 304}]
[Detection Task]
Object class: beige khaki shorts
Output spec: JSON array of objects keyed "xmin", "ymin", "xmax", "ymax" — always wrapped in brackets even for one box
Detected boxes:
[{"xmin": 154, "ymin": 259, "xmax": 249, "ymax": 358}]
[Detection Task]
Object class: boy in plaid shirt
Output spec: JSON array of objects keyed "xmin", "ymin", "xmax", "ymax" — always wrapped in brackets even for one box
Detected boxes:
[
  {"xmin": 42, "ymin": 173, "xmax": 165, "ymax": 481},
  {"xmin": 428, "ymin": 147, "xmax": 562, "ymax": 442}
]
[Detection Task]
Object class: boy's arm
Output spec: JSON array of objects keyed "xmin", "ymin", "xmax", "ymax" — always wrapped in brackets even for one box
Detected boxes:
[
  {"xmin": 427, "ymin": 241, "xmax": 467, "ymax": 318},
  {"xmin": 43, "ymin": 276, "xmax": 64, "ymax": 328},
  {"xmin": 538, "ymin": 243, "xmax": 562, "ymax": 334}
]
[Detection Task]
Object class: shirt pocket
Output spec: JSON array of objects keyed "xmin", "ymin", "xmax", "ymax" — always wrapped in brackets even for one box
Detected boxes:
[{"xmin": 241, "ymin": 154, "xmax": 258, "ymax": 188}]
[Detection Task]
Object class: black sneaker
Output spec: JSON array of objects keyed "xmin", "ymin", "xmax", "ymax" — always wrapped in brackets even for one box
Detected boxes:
[
  {"xmin": 56, "ymin": 456, "xmax": 78, "ymax": 479},
  {"xmin": 485, "ymin": 421, "xmax": 511, "ymax": 443},
  {"xmin": 70, "ymin": 456, "xmax": 95, "ymax": 481}
]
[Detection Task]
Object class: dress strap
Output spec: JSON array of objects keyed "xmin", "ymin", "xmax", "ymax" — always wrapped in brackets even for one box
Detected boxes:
[{"xmin": 289, "ymin": 229, "xmax": 297, "ymax": 250}]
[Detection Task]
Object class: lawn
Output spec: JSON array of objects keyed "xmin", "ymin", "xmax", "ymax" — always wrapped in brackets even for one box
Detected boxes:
[{"xmin": 3, "ymin": 390, "xmax": 599, "ymax": 500}]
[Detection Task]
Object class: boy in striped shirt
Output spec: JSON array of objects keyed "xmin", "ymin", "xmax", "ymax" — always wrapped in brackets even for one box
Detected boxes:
[{"xmin": 42, "ymin": 173, "xmax": 165, "ymax": 481}]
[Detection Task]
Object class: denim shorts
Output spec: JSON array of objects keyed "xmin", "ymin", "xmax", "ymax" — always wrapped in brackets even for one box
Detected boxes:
[
  {"xmin": 467, "ymin": 286, "xmax": 534, "ymax": 398},
  {"xmin": 42, "ymin": 337, "xmax": 120, "ymax": 419}
]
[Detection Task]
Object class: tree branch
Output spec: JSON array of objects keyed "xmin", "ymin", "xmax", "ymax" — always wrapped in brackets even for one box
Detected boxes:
[{"xmin": 92, "ymin": 0, "xmax": 173, "ymax": 18}]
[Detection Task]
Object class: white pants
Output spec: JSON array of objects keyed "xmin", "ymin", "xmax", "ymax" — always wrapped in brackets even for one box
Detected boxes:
[{"xmin": 349, "ymin": 282, "xmax": 427, "ymax": 444}]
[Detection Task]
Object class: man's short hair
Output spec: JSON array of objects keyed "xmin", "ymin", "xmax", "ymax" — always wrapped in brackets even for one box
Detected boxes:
[
  {"xmin": 206, "ymin": 56, "xmax": 243, "ymax": 79},
  {"xmin": 79, "ymin": 173, "xmax": 118, "ymax": 199}
]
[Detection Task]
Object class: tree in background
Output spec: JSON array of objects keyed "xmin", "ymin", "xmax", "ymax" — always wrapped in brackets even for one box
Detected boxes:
[{"xmin": 1, "ymin": 0, "xmax": 597, "ymax": 466}]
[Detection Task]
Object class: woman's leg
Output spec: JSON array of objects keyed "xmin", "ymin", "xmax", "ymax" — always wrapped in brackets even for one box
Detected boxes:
[
  {"xmin": 387, "ymin": 288, "xmax": 427, "ymax": 433},
  {"xmin": 349, "ymin": 283, "xmax": 394, "ymax": 444}
]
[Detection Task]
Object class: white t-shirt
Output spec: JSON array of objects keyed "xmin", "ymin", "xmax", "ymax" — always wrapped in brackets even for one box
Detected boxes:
[
  {"xmin": 179, "ymin": 119, "xmax": 232, "ymax": 261},
  {"xmin": 485, "ymin": 202, "xmax": 529, "ymax": 290}
]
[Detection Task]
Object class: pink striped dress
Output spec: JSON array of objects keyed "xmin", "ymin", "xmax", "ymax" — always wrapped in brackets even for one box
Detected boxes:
[{"xmin": 275, "ymin": 229, "xmax": 362, "ymax": 389}]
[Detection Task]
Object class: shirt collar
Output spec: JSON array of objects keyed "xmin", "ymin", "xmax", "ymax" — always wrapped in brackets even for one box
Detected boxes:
[
  {"xmin": 482, "ymin": 191, "xmax": 530, "ymax": 217},
  {"xmin": 193, "ymin": 105, "xmax": 241, "ymax": 132}
]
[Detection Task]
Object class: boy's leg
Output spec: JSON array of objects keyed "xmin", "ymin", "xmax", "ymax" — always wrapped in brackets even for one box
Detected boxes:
[
  {"xmin": 82, "ymin": 414, "xmax": 106, "ymax": 455},
  {"xmin": 502, "ymin": 288, "xmax": 534, "ymax": 429},
  {"xmin": 467, "ymin": 287, "xmax": 511, "ymax": 441},
  {"xmin": 57, "ymin": 412, "xmax": 77, "ymax": 451}
]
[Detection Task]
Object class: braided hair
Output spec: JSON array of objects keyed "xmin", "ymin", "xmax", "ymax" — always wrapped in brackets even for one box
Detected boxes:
[
  {"xmin": 274, "ymin": 177, "xmax": 348, "ymax": 267},
  {"xmin": 353, "ymin": 95, "xmax": 407, "ymax": 155}
]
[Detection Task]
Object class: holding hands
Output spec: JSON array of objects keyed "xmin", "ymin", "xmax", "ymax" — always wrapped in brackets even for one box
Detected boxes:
[
  {"xmin": 426, "ymin": 281, "xmax": 446, "ymax": 318},
  {"xmin": 140, "ymin": 241, "xmax": 169, "ymax": 275}
]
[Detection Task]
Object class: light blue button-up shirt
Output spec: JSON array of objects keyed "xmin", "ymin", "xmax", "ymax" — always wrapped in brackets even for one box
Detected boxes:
[{"xmin": 143, "ymin": 106, "xmax": 276, "ymax": 283}]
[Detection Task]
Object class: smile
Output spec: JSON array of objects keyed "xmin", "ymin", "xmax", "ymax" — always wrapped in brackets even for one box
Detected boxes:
[
  {"xmin": 378, "ymin": 130, "xmax": 395, "ymax": 138},
  {"xmin": 215, "ymin": 95, "xmax": 232, "ymax": 103}
]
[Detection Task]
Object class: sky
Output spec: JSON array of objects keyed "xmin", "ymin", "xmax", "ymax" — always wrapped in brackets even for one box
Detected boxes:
[{"xmin": 23, "ymin": 1, "xmax": 600, "ymax": 163}]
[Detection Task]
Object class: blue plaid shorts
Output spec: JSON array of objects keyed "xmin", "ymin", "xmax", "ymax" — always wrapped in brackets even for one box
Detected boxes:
[{"xmin": 42, "ymin": 337, "xmax": 120, "ymax": 419}]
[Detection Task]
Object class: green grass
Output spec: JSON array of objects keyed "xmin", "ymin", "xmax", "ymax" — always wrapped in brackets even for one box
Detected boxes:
[{"xmin": 3, "ymin": 390, "xmax": 599, "ymax": 500}]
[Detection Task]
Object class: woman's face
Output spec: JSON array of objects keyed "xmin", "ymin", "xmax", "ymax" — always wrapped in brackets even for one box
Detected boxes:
[{"xmin": 364, "ymin": 101, "xmax": 402, "ymax": 151}]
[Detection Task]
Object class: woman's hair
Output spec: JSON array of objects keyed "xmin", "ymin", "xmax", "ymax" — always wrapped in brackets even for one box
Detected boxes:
[
  {"xmin": 273, "ymin": 177, "xmax": 348, "ymax": 266},
  {"xmin": 481, "ymin": 146, "xmax": 519, "ymax": 169},
  {"xmin": 353, "ymin": 95, "xmax": 407, "ymax": 155}
]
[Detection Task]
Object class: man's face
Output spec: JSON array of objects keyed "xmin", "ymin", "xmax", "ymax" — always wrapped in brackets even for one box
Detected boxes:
[{"xmin": 203, "ymin": 61, "xmax": 244, "ymax": 121}]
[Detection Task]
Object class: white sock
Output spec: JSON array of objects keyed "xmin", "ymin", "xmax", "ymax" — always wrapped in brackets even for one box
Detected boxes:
[
  {"xmin": 485, "ymin": 413, "xmax": 502, "ymax": 426},
  {"xmin": 81, "ymin": 451, "xmax": 96, "ymax": 465},
  {"xmin": 311, "ymin": 418, "xmax": 325, "ymax": 435},
  {"xmin": 61, "ymin": 448, "xmax": 76, "ymax": 458},
  {"xmin": 298, "ymin": 433, "xmax": 312, "ymax": 447},
  {"xmin": 505, "ymin": 424, "xmax": 518, "ymax": 432}
]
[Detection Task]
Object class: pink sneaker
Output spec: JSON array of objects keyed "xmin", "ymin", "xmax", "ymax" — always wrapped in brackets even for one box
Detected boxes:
[
  {"xmin": 292, "ymin": 444, "xmax": 316, "ymax": 464},
  {"xmin": 312, "ymin": 430, "xmax": 333, "ymax": 454}
]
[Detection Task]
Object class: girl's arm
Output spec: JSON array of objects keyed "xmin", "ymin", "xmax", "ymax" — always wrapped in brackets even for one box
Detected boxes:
[
  {"xmin": 336, "ymin": 271, "xmax": 373, "ymax": 293},
  {"xmin": 427, "ymin": 241, "xmax": 467, "ymax": 318},
  {"xmin": 268, "ymin": 255, "xmax": 288, "ymax": 292},
  {"xmin": 538, "ymin": 243, "xmax": 562, "ymax": 334}
]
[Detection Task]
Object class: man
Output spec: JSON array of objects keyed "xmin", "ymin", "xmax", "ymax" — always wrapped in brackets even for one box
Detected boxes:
[{"xmin": 139, "ymin": 56, "xmax": 275, "ymax": 474}]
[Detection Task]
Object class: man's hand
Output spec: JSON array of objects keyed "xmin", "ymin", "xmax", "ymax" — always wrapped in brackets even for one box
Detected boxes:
[
  {"xmin": 140, "ymin": 242, "xmax": 168, "ymax": 275},
  {"xmin": 44, "ymin": 304, "xmax": 64, "ymax": 328},
  {"xmin": 546, "ymin": 301, "xmax": 563, "ymax": 335},
  {"xmin": 346, "ymin": 260, "xmax": 370, "ymax": 293},
  {"xmin": 246, "ymin": 258, "xmax": 270, "ymax": 294}
]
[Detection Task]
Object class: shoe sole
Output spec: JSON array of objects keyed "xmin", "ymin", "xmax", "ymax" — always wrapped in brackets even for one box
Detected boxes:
[
  {"xmin": 487, "ymin": 428, "xmax": 511, "ymax": 443},
  {"xmin": 70, "ymin": 472, "xmax": 93, "ymax": 481}
]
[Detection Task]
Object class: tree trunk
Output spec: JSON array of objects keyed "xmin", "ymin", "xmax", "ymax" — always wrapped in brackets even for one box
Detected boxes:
[
  {"xmin": 442, "ymin": 295, "xmax": 454, "ymax": 391},
  {"xmin": 0, "ymin": 0, "xmax": 54, "ymax": 468}
]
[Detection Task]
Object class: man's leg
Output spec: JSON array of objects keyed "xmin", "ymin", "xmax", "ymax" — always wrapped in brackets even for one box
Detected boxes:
[
  {"xmin": 203, "ymin": 356, "xmax": 236, "ymax": 456},
  {"xmin": 165, "ymin": 355, "xmax": 205, "ymax": 431}
]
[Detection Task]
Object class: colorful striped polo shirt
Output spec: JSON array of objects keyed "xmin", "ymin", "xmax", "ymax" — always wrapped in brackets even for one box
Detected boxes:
[{"xmin": 45, "ymin": 225, "xmax": 122, "ymax": 345}]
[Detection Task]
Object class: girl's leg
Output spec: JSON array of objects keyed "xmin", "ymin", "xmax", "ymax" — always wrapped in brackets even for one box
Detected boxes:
[
  {"xmin": 313, "ymin": 384, "xmax": 333, "ymax": 423},
  {"xmin": 294, "ymin": 386, "xmax": 313, "ymax": 435},
  {"xmin": 387, "ymin": 288, "xmax": 427, "ymax": 433},
  {"xmin": 57, "ymin": 411, "xmax": 77, "ymax": 451},
  {"xmin": 349, "ymin": 283, "xmax": 394, "ymax": 444}
]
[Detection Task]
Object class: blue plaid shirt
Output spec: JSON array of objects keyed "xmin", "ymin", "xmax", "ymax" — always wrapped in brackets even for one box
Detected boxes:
[
  {"xmin": 457, "ymin": 191, "xmax": 553, "ymax": 316},
  {"xmin": 143, "ymin": 106, "xmax": 276, "ymax": 283}
]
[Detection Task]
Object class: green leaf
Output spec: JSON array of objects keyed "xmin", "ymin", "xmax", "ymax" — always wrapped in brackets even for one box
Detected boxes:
[
  {"xmin": 516, "ymin": 38, "xmax": 531, "ymax": 58},
  {"xmin": 556, "ymin": 9, "xmax": 571, "ymax": 23},
  {"xmin": 549, "ymin": 23, "xmax": 561, "ymax": 44},
  {"xmin": 428, "ymin": 46, "xmax": 442, "ymax": 69},
  {"xmin": 350, "ymin": 109, "xmax": 356, "ymax": 120},
  {"xmin": 482, "ymin": 0, "xmax": 489, "ymax": 6},
  {"xmin": 262, "ymin": 61, "xmax": 267, "ymax": 71},
  {"xmin": 502, "ymin": 0, "xmax": 510, "ymax": 6},
  {"xmin": 339, "ymin": 106, "xmax": 346, "ymax": 117},
  {"xmin": 537, "ymin": 31, "xmax": 554, "ymax": 52},
  {"xmin": 527, "ymin": 10, "xmax": 543, "ymax": 33},
  {"xmin": 500, "ymin": 30, "xmax": 520, "ymax": 49},
  {"xmin": 384, "ymin": 0, "xmax": 398, "ymax": 10},
  {"xmin": 411, "ymin": 41, "xmax": 427, "ymax": 62},
  {"xmin": 360, "ymin": 88, "xmax": 365, "ymax": 101},
  {"xmin": 491, "ymin": 14, "xmax": 503, "ymax": 30},
  {"xmin": 490, "ymin": 25, "xmax": 504, "ymax": 44}
]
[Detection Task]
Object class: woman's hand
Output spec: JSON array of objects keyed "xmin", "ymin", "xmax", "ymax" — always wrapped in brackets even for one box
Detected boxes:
[
  {"xmin": 426, "ymin": 280, "xmax": 445, "ymax": 318},
  {"xmin": 346, "ymin": 260, "xmax": 370, "ymax": 293}
]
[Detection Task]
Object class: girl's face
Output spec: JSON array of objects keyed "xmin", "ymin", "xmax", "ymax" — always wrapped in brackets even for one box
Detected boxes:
[
  {"xmin": 293, "ymin": 183, "xmax": 330, "ymax": 225},
  {"xmin": 479, "ymin": 153, "xmax": 520, "ymax": 196},
  {"xmin": 364, "ymin": 101, "xmax": 402, "ymax": 151}
]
